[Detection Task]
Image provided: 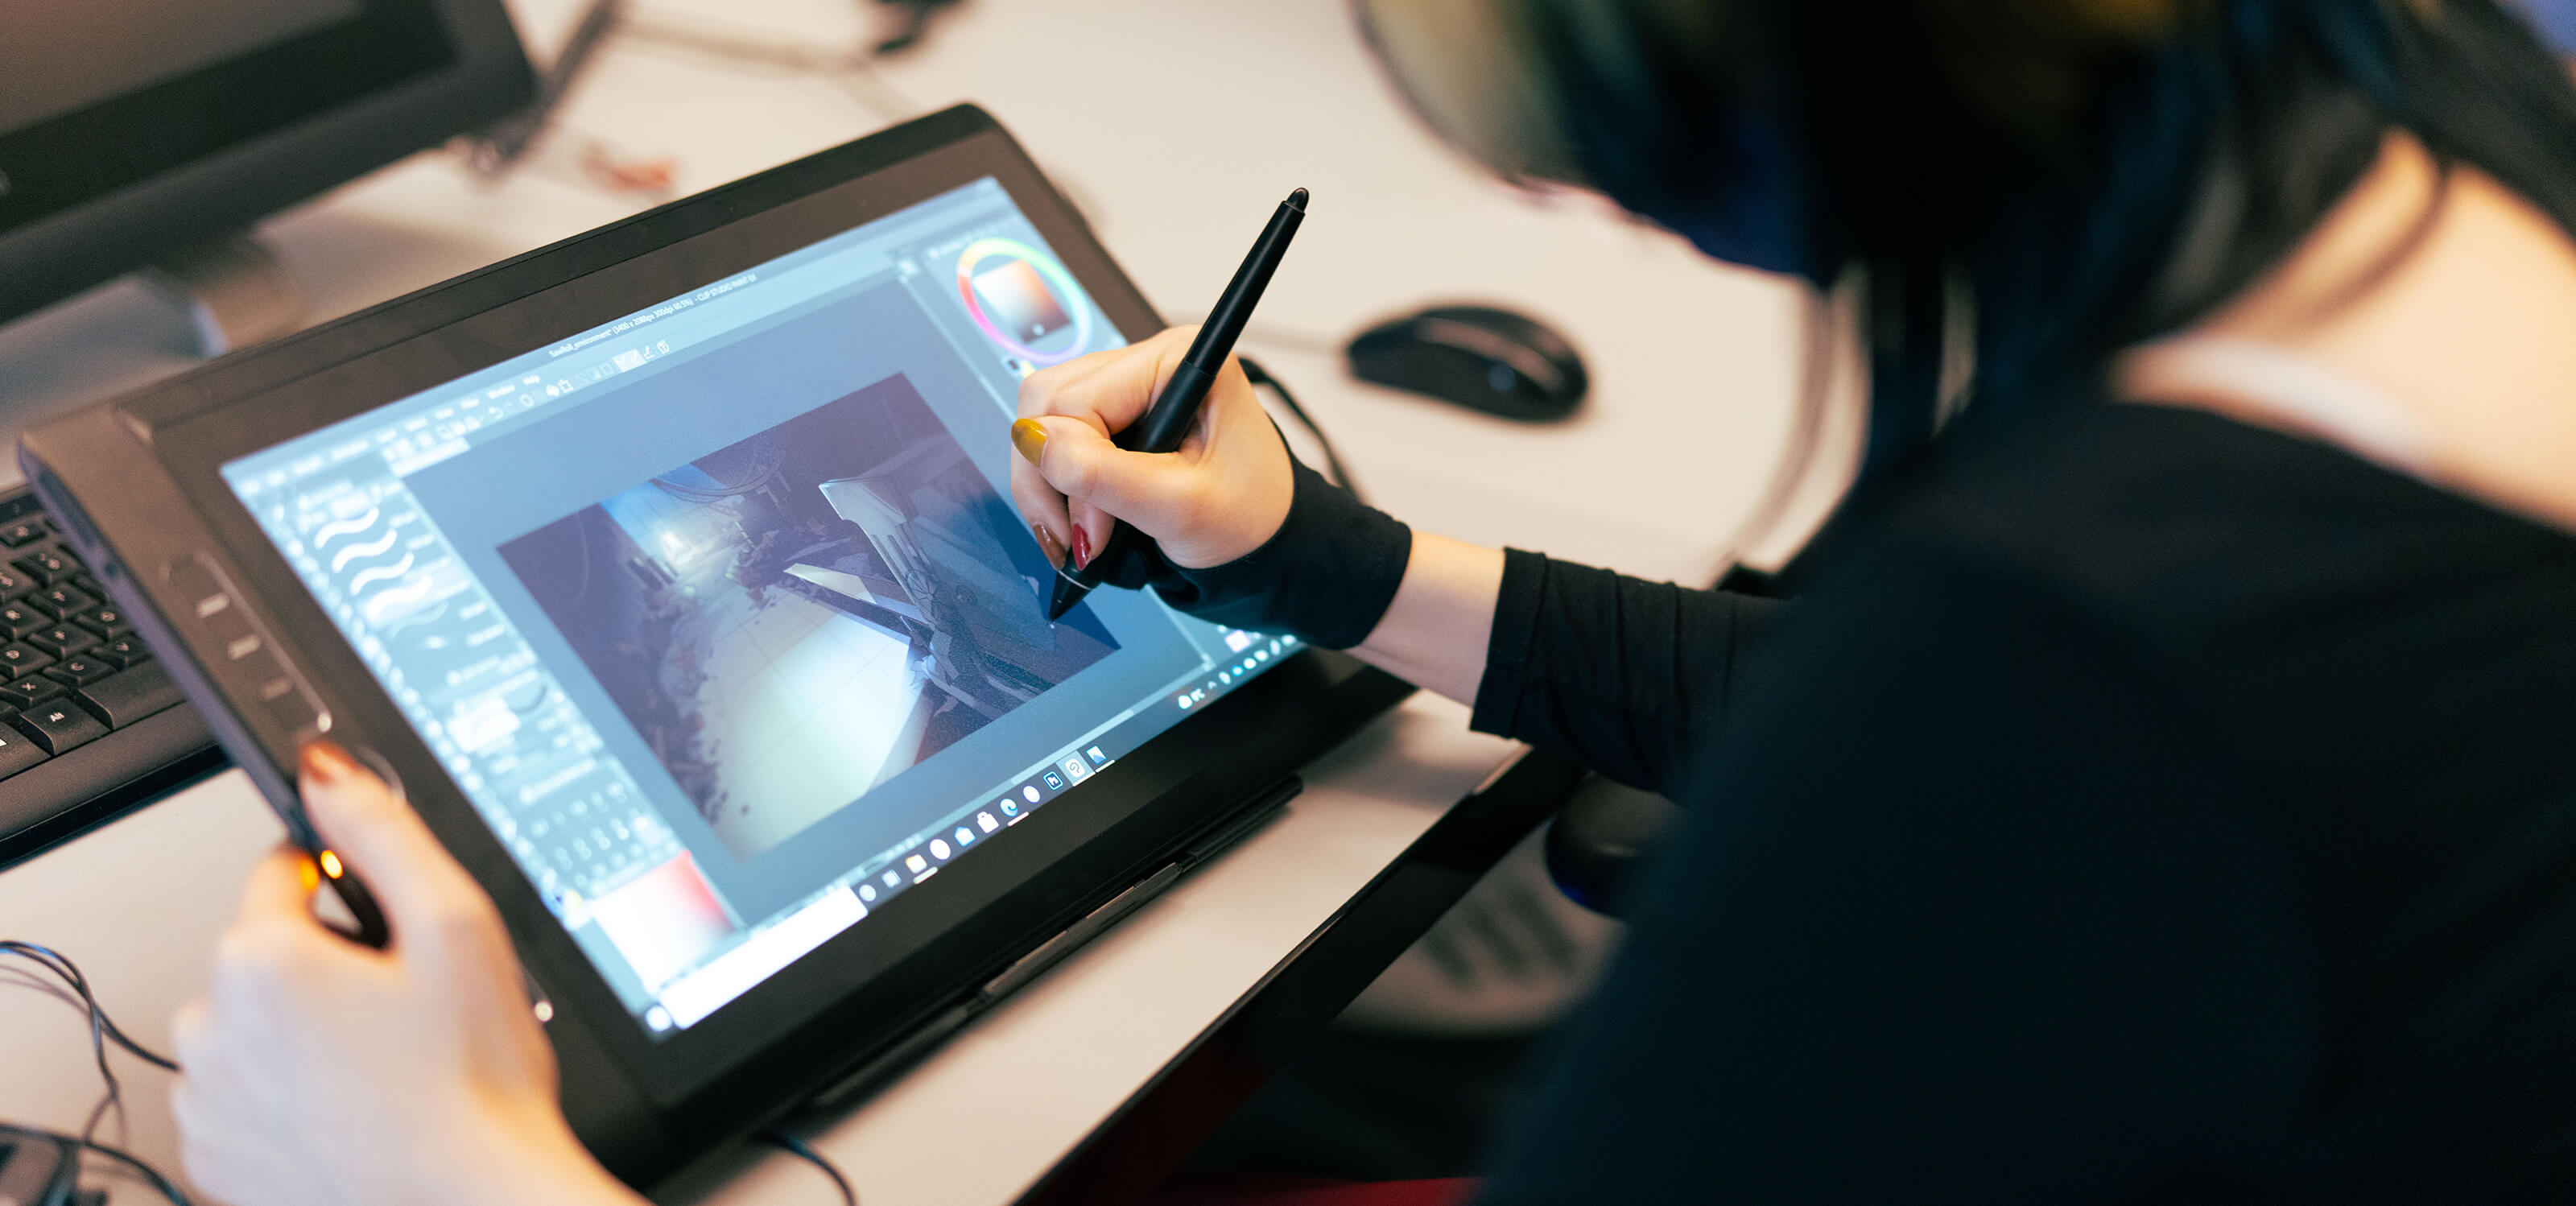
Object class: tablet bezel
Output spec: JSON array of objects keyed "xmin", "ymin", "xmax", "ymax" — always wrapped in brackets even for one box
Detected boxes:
[{"xmin": 24, "ymin": 105, "xmax": 1409, "ymax": 1177}]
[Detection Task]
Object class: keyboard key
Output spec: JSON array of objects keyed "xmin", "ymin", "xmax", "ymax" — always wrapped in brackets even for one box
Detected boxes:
[
  {"xmin": 0, "ymin": 521, "xmax": 46, "ymax": 547},
  {"xmin": 75, "ymin": 659, "xmax": 183, "ymax": 729},
  {"xmin": 0, "ymin": 677, "xmax": 67, "ymax": 708},
  {"xmin": 92, "ymin": 637, "xmax": 148, "ymax": 669},
  {"xmin": 14, "ymin": 700, "xmax": 107, "ymax": 754},
  {"xmin": 0, "ymin": 725, "xmax": 48, "ymax": 777},
  {"xmin": 31, "ymin": 584, "xmax": 95, "ymax": 619},
  {"xmin": 71, "ymin": 605, "xmax": 131, "ymax": 639},
  {"xmin": 13, "ymin": 549, "xmax": 79, "ymax": 584},
  {"xmin": 0, "ymin": 643, "xmax": 54, "ymax": 679},
  {"xmin": 0, "ymin": 569, "xmax": 35, "ymax": 601},
  {"xmin": 68, "ymin": 574, "xmax": 99, "ymax": 597},
  {"xmin": 26, "ymin": 625, "xmax": 97, "ymax": 657},
  {"xmin": 0, "ymin": 603, "xmax": 43, "ymax": 640},
  {"xmin": 42, "ymin": 656, "xmax": 114, "ymax": 688}
]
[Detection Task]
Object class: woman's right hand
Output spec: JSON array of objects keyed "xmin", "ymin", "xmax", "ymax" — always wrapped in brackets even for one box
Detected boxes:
[{"xmin": 1009, "ymin": 325, "xmax": 1295, "ymax": 575}]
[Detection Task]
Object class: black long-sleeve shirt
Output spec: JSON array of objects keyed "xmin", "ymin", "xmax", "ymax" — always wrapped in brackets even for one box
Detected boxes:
[{"xmin": 1469, "ymin": 400, "xmax": 2576, "ymax": 1202}]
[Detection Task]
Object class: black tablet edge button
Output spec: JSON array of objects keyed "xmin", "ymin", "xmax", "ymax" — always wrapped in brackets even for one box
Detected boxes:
[
  {"xmin": 804, "ymin": 1002, "xmax": 979, "ymax": 1112},
  {"xmin": 976, "ymin": 859, "xmax": 1188, "ymax": 1007}
]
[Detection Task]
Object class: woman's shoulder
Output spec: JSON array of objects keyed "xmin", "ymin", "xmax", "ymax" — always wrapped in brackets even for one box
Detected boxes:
[
  {"xmin": 1845, "ymin": 398, "xmax": 2576, "ymax": 801},
  {"xmin": 1882, "ymin": 399, "xmax": 2576, "ymax": 636}
]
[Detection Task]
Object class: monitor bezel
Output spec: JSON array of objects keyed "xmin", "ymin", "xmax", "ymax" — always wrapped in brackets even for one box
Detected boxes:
[
  {"xmin": 27, "ymin": 105, "xmax": 1409, "ymax": 1176},
  {"xmin": 0, "ymin": 0, "xmax": 533, "ymax": 323}
]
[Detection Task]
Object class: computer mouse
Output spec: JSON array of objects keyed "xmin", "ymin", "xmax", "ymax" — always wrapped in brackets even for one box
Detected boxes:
[{"xmin": 1345, "ymin": 304, "xmax": 1589, "ymax": 422}]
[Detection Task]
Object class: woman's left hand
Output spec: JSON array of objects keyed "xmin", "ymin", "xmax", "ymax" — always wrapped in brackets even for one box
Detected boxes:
[{"xmin": 170, "ymin": 741, "xmax": 641, "ymax": 1206}]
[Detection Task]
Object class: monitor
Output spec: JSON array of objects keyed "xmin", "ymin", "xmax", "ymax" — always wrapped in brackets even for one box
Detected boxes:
[{"xmin": 0, "ymin": 0, "xmax": 534, "ymax": 324}]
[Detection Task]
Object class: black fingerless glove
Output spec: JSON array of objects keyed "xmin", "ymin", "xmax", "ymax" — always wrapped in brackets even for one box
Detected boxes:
[{"xmin": 1089, "ymin": 459, "xmax": 1412, "ymax": 649}]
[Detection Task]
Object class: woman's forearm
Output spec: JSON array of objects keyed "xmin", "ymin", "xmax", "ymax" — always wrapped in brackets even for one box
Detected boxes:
[{"xmin": 1351, "ymin": 531, "xmax": 1507, "ymax": 704}]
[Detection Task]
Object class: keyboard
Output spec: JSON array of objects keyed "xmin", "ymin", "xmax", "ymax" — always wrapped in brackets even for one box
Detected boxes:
[{"xmin": 0, "ymin": 489, "xmax": 224, "ymax": 868}]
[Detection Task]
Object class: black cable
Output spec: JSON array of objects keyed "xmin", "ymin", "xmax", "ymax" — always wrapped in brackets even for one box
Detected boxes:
[
  {"xmin": 2, "ymin": 940, "xmax": 179, "ymax": 1152},
  {"xmin": 81, "ymin": 1134, "xmax": 196, "ymax": 1206},
  {"xmin": 0, "ymin": 1125, "xmax": 196, "ymax": 1206},
  {"xmin": 2, "ymin": 940, "xmax": 192, "ymax": 1204},
  {"xmin": 2, "ymin": 941, "xmax": 157, "ymax": 1150},
  {"xmin": 0, "ymin": 943, "xmax": 179, "ymax": 1070},
  {"xmin": 758, "ymin": 1128, "xmax": 858, "ymax": 1206},
  {"xmin": 1237, "ymin": 356, "xmax": 1364, "ymax": 504}
]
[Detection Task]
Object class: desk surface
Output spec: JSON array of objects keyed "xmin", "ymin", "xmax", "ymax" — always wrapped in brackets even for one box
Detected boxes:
[
  {"xmin": 0, "ymin": 2, "xmax": 1840, "ymax": 1202},
  {"xmin": 0, "ymin": 694, "xmax": 1522, "ymax": 1206}
]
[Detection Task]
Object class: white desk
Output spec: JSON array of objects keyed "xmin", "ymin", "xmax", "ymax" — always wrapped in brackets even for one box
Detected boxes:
[
  {"xmin": 0, "ymin": 694, "xmax": 1521, "ymax": 1206},
  {"xmin": 0, "ymin": 2, "xmax": 1849, "ymax": 1202}
]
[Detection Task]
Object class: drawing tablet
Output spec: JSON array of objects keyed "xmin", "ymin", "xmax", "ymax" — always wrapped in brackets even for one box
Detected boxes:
[{"xmin": 20, "ymin": 105, "xmax": 1407, "ymax": 1184}]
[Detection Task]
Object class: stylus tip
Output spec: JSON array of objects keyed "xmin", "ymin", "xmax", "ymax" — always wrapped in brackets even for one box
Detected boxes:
[{"xmin": 1286, "ymin": 188, "xmax": 1309, "ymax": 213}]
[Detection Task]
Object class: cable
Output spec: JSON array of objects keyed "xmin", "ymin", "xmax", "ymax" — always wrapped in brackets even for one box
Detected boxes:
[
  {"xmin": 469, "ymin": 0, "xmax": 627, "ymax": 173},
  {"xmin": 1238, "ymin": 321, "xmax": 1349, "ymax": 358},
  {"xmin": 758, "ymin": 1128, "xmax": 858, "ymax": 1206},
  {"xmin": 0, "ymin": 1125, "xmax": 196, "ymax": 1206},
  {"xmin": 78, "ymin": 1134, "xmax": 196, "ymax": 1206},
  {"xmin": 0, "ymin": 943, "xmax": 180, "ymax": 1071},
  {"xmin": 1236, "ymin": 356, "xmax": 1364, "ymax": 504},
  {"xmin": 1, "ymin": 943, "xmax": 193, "ymax": 1204},
  {"xmin": 2, "ymin": 940, "xmax": 180, "ymax": 1153}
]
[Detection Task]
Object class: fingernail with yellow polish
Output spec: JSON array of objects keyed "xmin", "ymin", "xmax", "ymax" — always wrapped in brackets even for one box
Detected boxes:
[{"xmin": 1011, "ymin": 419, "xmax": 1047, "ymax": 465}]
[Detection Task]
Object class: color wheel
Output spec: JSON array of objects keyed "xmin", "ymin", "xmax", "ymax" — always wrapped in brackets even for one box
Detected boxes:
[{"xmin": 955, "ymin": 237, "xmax": 1093, "ymax": 366}]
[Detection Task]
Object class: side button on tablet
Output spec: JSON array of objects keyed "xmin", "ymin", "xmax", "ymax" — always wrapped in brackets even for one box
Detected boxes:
[{"xmin": 163, "ymin": 556, "xmax": 329, "ymax": 741}]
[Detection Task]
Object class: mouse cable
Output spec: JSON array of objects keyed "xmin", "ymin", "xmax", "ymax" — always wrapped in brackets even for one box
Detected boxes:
[
  {"xmin": 758, "ymin": 1128, "xmax": 858, "ymax": 1206},
  {"xmin": 0, "ymin": 1123, "xmax": 196, "ymax": 1206},
  {"xmin": 1236, "ymin": 357, "xmax": 1364, "ymax": 505}
]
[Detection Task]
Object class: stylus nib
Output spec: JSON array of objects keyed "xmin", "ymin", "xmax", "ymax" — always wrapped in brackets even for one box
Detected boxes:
[
  {"xmin": 1285, "ymin": 188, "xmax": 1309, "ymax": 213},
  {"xmin": 1046, "ymin": 574, "xmax": 1084, "ymax": 622}
]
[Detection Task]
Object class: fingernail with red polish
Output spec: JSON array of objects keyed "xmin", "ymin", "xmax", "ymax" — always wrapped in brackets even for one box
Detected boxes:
[
  {"xmin": 1071, "ymin": 527, "xmax": 1093, "ymax": 571},
  {"xmin": 301, "ymin": 739, "xmax": 357, "ymax": 783}
]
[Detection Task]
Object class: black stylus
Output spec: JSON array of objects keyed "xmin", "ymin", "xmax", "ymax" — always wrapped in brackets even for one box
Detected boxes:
[
  {"xmin": 316, "ymin": 845, "xmax": 391, "ymax": 948},
  {"xmin": 1046, "ymin": 188, "xmax": 1307, "ymax": 621}
]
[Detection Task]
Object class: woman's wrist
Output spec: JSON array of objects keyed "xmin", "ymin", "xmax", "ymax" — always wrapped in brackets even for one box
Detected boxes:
[
  {"xmin": 1351, "ymin": 532, "xmax": 1506, "ymax": 704},
  {"xmin": 1149, "ymin": 460, "xmax": 1414, "ymax": 648},
  {"xmin": 419, "ymin": 1108, "xmax": 644, "ymax": 1206}
]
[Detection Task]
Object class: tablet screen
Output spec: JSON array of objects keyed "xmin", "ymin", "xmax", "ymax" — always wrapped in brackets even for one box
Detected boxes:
[{"xmin": 217, "ymin": 179, "xmax": 1300, "ymax": 1036}]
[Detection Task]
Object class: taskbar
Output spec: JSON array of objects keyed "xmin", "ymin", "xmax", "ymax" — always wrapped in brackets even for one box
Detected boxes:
[{"xmin": 632, "ymin": 627, "xmax": 1304, "ymax": 1035}]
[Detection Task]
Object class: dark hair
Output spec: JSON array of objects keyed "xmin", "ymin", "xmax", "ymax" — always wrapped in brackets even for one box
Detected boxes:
[{"xmin": 1435, "ymin": 0, "xmax": 2576, "ymax": 470}]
